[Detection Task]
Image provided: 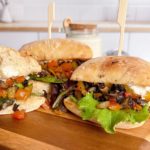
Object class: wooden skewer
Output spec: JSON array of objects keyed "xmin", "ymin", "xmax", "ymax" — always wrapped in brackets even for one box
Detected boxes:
[
  {"xmin": 117, "ymin": 0, "xmax": 128, "ymax": 56},
  {"xmin": 48, "ymin": 2, "xmax": 55, "ymax": 39}
]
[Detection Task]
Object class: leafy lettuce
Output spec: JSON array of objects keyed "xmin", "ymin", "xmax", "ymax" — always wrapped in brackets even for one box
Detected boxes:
[
  {"xmin": 78, "ymin": 93, "xmax": 150, "ymax": 134},
  {"xmin": 29, "ymin": 74, "xmax": 67, "ymax": 83},
  {"xmin": 78, "ymin": 93, "xmax": 99, "ymax": 120}
]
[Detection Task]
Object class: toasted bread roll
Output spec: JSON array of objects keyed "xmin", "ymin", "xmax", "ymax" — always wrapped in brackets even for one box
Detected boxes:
[
  {"xmin": 0, "ymin": 96, "xmax": 45, "ymax": 115},
  {"xmin": 0, "ymin": 46, "xmax": 41, "ymax": 79},
  {"xmin": 19, "ymin": 39, "xmax": 93, "ymax": 61},
  {"xmin": 71, "ymin": 56, "xmax": 150, "ymax": 86}
]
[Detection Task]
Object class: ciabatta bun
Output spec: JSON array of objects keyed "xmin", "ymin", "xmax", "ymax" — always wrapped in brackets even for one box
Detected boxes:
[
  {"xmin": 19, "ymin": 39, "xmax": 92, "ymax": 61},
  {"xmin": 0, "ymin": 96, "xmax": 45, "ymax": 115},
  {"xmin": 64, "ymin": 97, "xmax": 145, "ymax": 129},
  {"xmin": 0, "ymin": 46, "xmax": 41, "ymax": 79},
  {"xmin": 71, "ymin": 56, "xmax": 150, "ymax": 86}
]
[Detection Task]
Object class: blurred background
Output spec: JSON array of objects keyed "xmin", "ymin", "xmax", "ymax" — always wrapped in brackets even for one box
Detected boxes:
[{"xmin": 0, "ymin": 0, "xmax": 150, "ymax": 60}]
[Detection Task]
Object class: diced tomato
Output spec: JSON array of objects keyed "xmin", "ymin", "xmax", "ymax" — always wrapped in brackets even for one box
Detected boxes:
[
  {"xmin": 15, "ymin": 76, "xmax": 25, "ymax": 83},
  {"xmin": 109, "ymin": 103, "xmax": 122, "ymax": 110},
  {"xmin": 0, "ymin": 89, "xmax": 7, "ymax": 98},
  {"xmin": 6, "ymin": 78, "xmax": 14, "ymax": 87},
  {"xmin": 109, "ymin": 98, "xmax": 121, "ymax": 110},
  {"xmin": 124, "ymin": 92, "xmax": 132, "ymax": 98},
  {"xmin": 12, "ymin": 110, "xmax": 25, "ymax": 120},
  {"xmin": 15, "ymin": 89, "xmax": 30, "ymax": 100},
  {"xmin": 61, "ymin": 63, "xmax": 73, "ymax": 72},
  {"xmin": 109, "ymin": 98, "xmax": 116, "ymax": 105},
  {"xmin": 47, "ymin": 60, "xmax": 58, "ymax": 68}
]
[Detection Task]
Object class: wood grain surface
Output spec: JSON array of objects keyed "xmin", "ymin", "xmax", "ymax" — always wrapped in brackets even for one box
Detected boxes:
[
  {"xmin": 0, "ymin": 128, "xmax": 62, "ymax": 150},
  {"xmin": 0, "ymin": 111, "xmax": 150, "ymax": 150},
  {"xmin": 38, "ymin": 108, "xmax": 150, "ymax": 142}
]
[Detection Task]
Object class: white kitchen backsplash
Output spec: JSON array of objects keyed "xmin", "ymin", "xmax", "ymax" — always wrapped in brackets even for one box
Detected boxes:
[
  {"xmin": 1, "ymin": 0, "xmax": 150, "ymax": 61},
  {"xmin": 6, "ymin": 0, "xmax": 150, "ymax": 22}
]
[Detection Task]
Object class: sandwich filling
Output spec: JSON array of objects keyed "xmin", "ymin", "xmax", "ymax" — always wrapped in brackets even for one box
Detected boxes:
[
  {"xmin": 30, "ymin": 59, "xmax": 84, "ymax": 81},
  {"xmin": 50, "ymin": 81, "xmax": 150, "ymax": 133},
  {"xmin": 29, "ymin": 59, "xmax": 85, "ymax": 110},
  {"xmin": 0, "ymin": 76, "xmax": 44, "ymax": 113}
]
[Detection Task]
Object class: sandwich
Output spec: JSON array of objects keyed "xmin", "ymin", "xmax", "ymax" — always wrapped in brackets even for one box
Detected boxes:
[
  {"xmin": 0, "ymin": 46, "xmax": 46, "ymax": 118},
  {"xmin": 19, "ymin": 38, "xmax": 92, "ymax": 113},
  {"xmin": 63, "ymin": 56, "xmax": 150, "ymax": 133}
]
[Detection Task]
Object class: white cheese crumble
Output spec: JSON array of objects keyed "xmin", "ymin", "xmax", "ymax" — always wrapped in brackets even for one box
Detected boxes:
[{"xmin": 129, "ymin": 85, "xmax": 150, "ymax": 99}]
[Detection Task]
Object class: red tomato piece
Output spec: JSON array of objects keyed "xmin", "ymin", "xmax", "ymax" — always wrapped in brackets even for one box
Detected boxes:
[
  {"xmin": 47, "ymin": 60, "xmax": 58, "ymax": 68},
  {"xmin": 15, "ymin": 76, "xmax": 25, "ymax": 83},
  {"xmin": 6, "ymin": 78, "xmax": 14, "ymax": 87},
  {"xmin": 61, "ymin": 63, "xmax": 73, "ymax": 72},
  {"xmin": 15, "ymin": 89, "xmax": 30, "ymax": 100},
  {"xmin": 124, "ymin": 92, "xmax": 132, "ymax": 98},
  {"xmin": 109, "ymin": 98, "xmax": 122, "ymax": 110},
  {"xmin": 12, "ymin": 111, "xmax": 25, "ymax": 120}
]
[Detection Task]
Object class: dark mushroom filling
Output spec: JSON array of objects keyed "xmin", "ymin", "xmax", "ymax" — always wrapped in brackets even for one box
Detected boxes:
[{"xmin": 46, "ymin": 81, "xmax": 150, "ymax": 112}]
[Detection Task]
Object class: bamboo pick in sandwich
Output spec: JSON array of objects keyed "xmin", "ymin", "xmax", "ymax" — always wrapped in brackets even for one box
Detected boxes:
[
  {"xmin": 48, "ymin": 2, "xmax": 55, "ymax": 39},
  {"xmin": 117, "ymin": 0, "xmax": 128, "ymax": 56}
]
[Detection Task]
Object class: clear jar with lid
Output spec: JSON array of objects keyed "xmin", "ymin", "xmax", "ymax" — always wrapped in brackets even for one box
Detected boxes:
[{"xmin": 63, "ymin": 20, "xmax": 102, "ymax": 58}]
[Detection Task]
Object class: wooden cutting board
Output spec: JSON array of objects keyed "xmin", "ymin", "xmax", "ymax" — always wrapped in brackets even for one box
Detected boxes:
[
  {"xmin": 0, "ymin": 111, "xmax": 150, "ymax": 150},
  {"xmin": 38, "ymin": 108, "xmax": 150, "ymax": 142}
]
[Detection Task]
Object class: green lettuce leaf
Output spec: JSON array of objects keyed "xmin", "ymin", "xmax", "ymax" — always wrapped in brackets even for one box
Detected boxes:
[
  {"xmin": 94, "ymin": 109, "xmax": 127, "ymax": 133},
  {"xmin": 29, "ymin": 74, "xmax": 67, "ymax": 83},
  {"xmin": 78, "ymin": 93, "xmax": 98, "ymax": 120},
  {"xmin": 78, "ymin": 93, "xmax": 150, "ymax": 134},
  {"xmin": 127, "ymin": 105, "xmax": 150, "ymax": 123}
]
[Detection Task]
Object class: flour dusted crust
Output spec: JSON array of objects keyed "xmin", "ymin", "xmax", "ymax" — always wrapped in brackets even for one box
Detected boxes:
[
  {"xmin": 0, "ymin": 46, "xmax": 41, "ymax": 79},
  {"xmin": 0, "ymin": 96, "xmax": 46, "ymax": 115},
  {"xmin": 19, "ymin": 38, "xmax": 93, "ymax": 61},
  {"xmin": 64, "ymin": 97, "xmax": 145, "ymax": 129},
  {"xmin": 71, "ymin": 56, "xmax": 150, "ymax": 86}
]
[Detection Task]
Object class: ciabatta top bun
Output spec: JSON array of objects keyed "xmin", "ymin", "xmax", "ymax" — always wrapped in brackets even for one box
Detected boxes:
[
  {"xmin": 0, "ymin": 46, "xmax": 41, "ymax": 79},
  {"xmin": 71, "ymin": 56, "xmax": 150, "ymax": 86},
  {"xmin": 19, "ymin": 38, "xmax": 93, "ymax": 61}
]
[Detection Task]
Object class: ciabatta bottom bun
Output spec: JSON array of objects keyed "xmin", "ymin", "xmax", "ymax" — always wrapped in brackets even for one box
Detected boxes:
[{"xmin": 0, "ymin": 96, "xmax": 45, "ymax": 115}]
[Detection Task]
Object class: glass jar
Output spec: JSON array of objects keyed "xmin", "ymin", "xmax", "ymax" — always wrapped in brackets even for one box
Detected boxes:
[{"xmin": 64, "ymin": 23, "xmax": 102, "ymax": 58}]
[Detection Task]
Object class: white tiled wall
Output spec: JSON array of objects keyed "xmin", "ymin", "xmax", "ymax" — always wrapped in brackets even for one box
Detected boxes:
[
  {"xmin": 100, "ymin": 33, "xmax": 129, "ymax": 55},
  {"xmin": 128, "ymin": 33, "xmax": 150, "ymax": 61},
  {"xmin": 1, "ymin": 31, "xmax": 149, "ymax": 62},
  {"xmin": 0, "ymin": 32, "xmax": 38, "ymax": 49},
  {"xmin": 6, "ymin": 0, "xmax": 150, "ymax": 22},
  {"xmin": 1, "ymin": 0, "xmax": 150, "ymax": 61}
]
